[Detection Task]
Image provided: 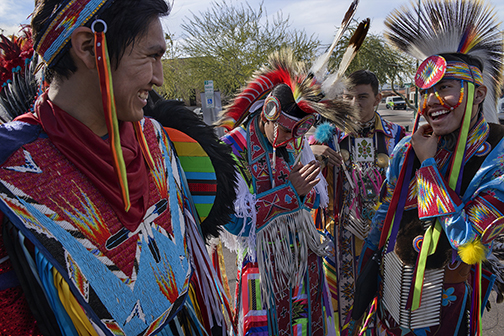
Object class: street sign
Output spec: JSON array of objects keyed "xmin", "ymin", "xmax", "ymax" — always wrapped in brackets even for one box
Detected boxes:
[
  {"xmin": 404, "ymin": 83, "xmax": 412, "ymax": 88},
  {"xmin": 204, "ymin": 80, "xmax": 214, "ymax": 108}
]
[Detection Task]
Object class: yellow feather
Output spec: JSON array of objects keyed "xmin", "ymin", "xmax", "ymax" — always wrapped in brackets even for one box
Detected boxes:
[
  {"xmin": 292, "ymin": 84, "xmax": 301, "ymax": 102},
  {"xmin": 458, "ymin": 239, "xmax": 487, "ymax": 265}
]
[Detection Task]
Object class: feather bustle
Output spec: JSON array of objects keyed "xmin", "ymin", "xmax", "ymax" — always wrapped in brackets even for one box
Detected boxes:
[{"xmin": 144, "ymin": 97, "xmax": 238, "ymax": 241}]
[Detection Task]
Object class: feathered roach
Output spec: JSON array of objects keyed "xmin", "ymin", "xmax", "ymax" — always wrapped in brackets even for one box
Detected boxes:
[
  {"xmin": 217, "ymin": 49, "xmax": 358, "ymax": 134},
  {"xmin": 384, "ymin": 0, "xmax": 504, "ymax": 122}
]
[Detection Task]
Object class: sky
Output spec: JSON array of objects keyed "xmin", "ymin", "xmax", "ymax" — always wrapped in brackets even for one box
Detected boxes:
[{"xmin": 1, "ymin": 0, "xmax": 504, "ymax": 46}]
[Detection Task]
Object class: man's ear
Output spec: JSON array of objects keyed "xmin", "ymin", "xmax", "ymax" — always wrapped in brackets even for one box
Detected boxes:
[
  {"xmin": 474, "ymin": 85, "xmax": 487, "ymax": 105},
  {"xmin": 70, "ymin": 27, "xmax": 96, "ymax": 70},
  {"xmin": 374, "ymin": 92, "xmax": 382, "ymax": 107}
]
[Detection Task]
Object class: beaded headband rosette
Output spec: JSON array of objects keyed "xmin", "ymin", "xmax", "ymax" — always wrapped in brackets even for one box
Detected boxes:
[{"xmin": 33, "ymin": 0, "xmax": 155, "ymax": 212}]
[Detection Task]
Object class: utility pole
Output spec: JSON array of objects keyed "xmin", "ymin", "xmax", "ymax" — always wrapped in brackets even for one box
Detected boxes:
[{"xmin": 414, "ymin": 0, "xmax": 421, "ymax": 116}]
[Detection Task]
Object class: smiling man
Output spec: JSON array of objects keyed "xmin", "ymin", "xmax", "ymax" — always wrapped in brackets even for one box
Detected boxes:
[
  {"xmin": 358, "ymin": 1, "xmax": 504, "ymax": 336},
  {"xmin": 0, "ymin": 1, "xmax": 232, "ymax": 335}
]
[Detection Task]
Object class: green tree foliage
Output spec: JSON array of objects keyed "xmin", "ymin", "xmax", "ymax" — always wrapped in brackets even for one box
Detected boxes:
[
  {"xmin": 177, "ymin": 0, "xmax": 320, "ymax": 102},
  {"xmin": 328, "ymin": 22, "xmax": 416, "ymax": 88},
  {"xmin": 158, "ymin": 33, "xmax": 198, "ymax": 101}
]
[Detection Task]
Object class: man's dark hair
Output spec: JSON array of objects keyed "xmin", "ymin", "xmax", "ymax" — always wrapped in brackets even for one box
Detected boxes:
[
  {"xmin": 32, "ymin": 0, "xmax": 170, "ymax": 82},
  {"xmin": 348, "ymin": 69, "xmax": 380, "ymax": 96}
]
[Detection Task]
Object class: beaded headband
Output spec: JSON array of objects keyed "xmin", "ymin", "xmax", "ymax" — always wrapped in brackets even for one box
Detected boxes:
[
  {"xmin": 445, "ymin": 62, "xmax": 483, "ymax": 86},
  {"xmin": 34, "ymin": 0, "xmax": 112, "ymax": 68},
  {"xmin": 275, "ymin": 113, "xmax": 299, "ymax": 130},
  {"xmin": 415, "ymin": 55, "xmax": 483, "ymax": 90}
]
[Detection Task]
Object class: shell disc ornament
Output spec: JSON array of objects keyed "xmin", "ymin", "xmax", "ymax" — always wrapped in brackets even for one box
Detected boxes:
[{"xmin": 412, "ymin": 235, "xmax": 424, "ymax": 253}]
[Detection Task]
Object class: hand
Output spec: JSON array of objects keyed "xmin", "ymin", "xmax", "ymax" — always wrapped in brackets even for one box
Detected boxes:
[
  {"xmin": 310, "ymin": 144, "xmax": 343, "ymax": 167},
  {"xmin": 411, "ymin": 124, "xmax": 439, "ymax": 163},
  {"xmin": 288, "ymin": 160, "xmax": 321, "ymax": 197}
]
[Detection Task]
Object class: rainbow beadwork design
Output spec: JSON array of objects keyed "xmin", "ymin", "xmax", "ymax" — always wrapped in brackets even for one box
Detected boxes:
[
  {"xmin": 415, "ymin": 56, "xmax": 483, "ymax": 91},
  {"xmin": 35, "ymin": 0, "xmax": 111, "ymax": 67},
  {"xmin": 415, "ymin": 55, "xmax": 446, "ymax": 89},
  {"xmin": 445, "ymin": 61, "xmax": 483, "ymax": 86}
]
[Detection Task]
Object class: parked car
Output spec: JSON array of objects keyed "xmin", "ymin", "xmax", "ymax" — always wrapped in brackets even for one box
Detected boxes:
[
  {"xmin": 386, "ymin": 96, "xmax": 407, "ymax": 110},
  {"xmin": 498, "ymin": 96, "xmax": 504, "ymax": 125}
]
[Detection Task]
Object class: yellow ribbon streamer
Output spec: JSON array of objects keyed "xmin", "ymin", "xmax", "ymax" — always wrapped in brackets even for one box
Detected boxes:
[{"xmin": 52, "ymin": 268, "xmax": 98, "ymax": 336}]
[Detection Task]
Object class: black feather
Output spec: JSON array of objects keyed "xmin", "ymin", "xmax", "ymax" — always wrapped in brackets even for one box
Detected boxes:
[
  {"xmin": 0, "ymin": 55, "xmax": 40, "ymax": 122},
  {"xmin": 144, "ymin": 93, "xmax": 237, "ymax": 242}
]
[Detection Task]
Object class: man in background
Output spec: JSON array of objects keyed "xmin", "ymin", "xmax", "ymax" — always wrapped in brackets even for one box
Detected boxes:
[{"xmin": 311, "ymin": 69, "xmax": 405, "ymax": 331}]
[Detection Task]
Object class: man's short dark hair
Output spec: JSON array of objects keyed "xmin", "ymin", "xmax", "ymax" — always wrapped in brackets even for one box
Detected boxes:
[
  {"xmin": 348, "ymin": 70, "xmax": 380, "ymax": 96},
  {"xmin": 32, "ymin": 0, "xmax": 170, "ymax": 82}
]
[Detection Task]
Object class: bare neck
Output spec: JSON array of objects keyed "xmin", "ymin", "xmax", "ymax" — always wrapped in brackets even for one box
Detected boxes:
[{"xmin": 47, "ymin": 72, "xmax": 108, "ymax": 136}]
